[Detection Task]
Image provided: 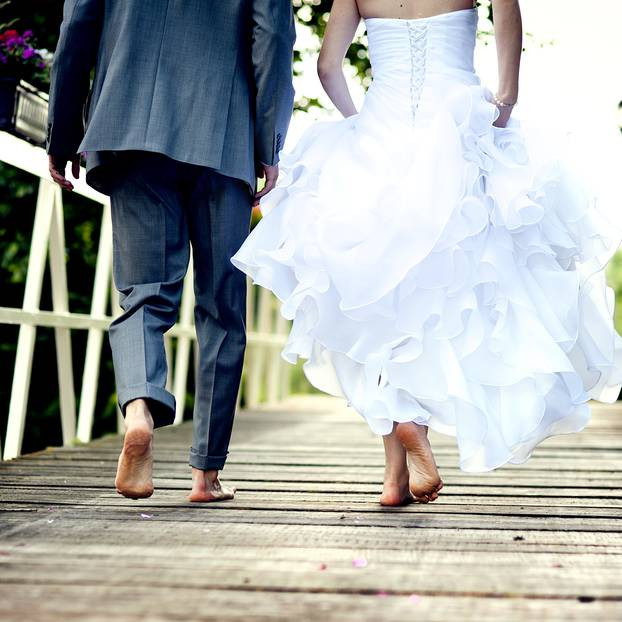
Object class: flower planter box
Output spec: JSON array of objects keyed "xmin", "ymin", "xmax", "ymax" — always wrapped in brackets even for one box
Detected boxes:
[{"xmin": 0, "ymin": 77, "xmax": 48, "ymax": 147}]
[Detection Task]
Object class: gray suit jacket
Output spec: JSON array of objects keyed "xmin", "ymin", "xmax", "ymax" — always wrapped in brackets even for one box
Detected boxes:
[{"xmin": 46, "ymin": 0, "xmax": 296, "ymax": 193}]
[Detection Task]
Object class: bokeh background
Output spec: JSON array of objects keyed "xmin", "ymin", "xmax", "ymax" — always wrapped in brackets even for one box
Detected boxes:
[{"xmin": 1, "ymin": 0, "xmax": 621, "ymax": 454}]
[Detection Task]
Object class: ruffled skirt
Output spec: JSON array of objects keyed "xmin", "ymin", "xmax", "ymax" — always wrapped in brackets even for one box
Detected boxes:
[{"xmin": 232, "ymin": 81, "xmax": 622, "ymax": 472}]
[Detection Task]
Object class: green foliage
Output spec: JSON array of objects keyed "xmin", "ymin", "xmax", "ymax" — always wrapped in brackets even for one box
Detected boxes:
[
  {"xmin": 607, "ymin": 254, "xmax": 622, "ymax": 332},
  {"xmin": 293, "ymin": 0, "xmax": 371, "ymax": 82}
]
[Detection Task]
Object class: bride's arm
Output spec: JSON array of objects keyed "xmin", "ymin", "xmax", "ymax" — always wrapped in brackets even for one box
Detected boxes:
[
  {"xmin": 491, "ymin": 0, "xmax": 522, "ymax": 127},
  {"xmin": 317, "ymin": 0, "xmax": 360, "ymax": 117}
]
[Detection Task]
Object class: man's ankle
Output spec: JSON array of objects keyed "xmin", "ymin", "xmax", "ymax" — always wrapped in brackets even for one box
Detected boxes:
[
  {"xmin": 191, "ymin": 467, "xmax": 219, "ymax": 483},
  {"xmin": 205, "ymin": 469, "xmax": 219, "ymax": 483},
  {"xmin": 125, "ymin": 399, "xmax": 154, "ymax": 429}
]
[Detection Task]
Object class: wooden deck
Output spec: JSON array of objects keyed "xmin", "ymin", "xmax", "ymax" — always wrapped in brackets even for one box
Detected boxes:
[{"xmin": 1, "ymin": 395, "xmax": 621, "ymax": 621}]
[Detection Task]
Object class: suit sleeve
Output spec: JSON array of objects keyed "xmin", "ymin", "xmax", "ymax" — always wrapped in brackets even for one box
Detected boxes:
[
  {"xmin": 46, "ymin": 0, "xmax": 103, "ymax": 158},
  {"xmin": 251, "ymin": 0, "xmax": 296, "ymax": 167}
]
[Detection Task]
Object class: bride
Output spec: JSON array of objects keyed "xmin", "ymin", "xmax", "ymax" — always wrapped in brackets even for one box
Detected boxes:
[{"xmin": 233, "ymin": 0, "xmax": 622, "ymax": 505}]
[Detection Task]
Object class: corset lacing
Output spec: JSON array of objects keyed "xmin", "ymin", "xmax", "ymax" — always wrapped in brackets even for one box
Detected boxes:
[{"xmin": 407, "ymin": 21, "xmax": 428, "ymax": 125}]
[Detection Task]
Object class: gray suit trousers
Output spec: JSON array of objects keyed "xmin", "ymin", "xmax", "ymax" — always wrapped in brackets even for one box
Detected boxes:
[{"xmin": 108, "ymin": 151, "xmax": 252, "ymax": 470}]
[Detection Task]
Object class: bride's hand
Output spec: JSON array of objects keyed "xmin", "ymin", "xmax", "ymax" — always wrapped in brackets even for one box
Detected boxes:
[{"xmin": 493, "ymin": 104, "xmax": 514, "ymax": 128}]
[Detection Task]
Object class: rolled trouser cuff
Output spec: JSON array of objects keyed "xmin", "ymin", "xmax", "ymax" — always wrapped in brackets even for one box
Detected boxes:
[
  {"xmin": 117, "ymin": 383, "xmax": 176, "ymax": 429},
  {"xmin": 189, "ymin": 447, "xmax": 228, "ymax": 471}
]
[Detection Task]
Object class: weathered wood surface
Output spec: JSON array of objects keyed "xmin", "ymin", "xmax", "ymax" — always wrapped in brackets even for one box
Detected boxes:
[{"xmin": 1, "ymin": 395, "xmax": 621, "ymax": 621}]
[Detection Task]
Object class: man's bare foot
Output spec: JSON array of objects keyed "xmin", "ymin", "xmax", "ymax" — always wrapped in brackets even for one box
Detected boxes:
[
  {"xmin": 115, "ymin": 399, "xmax": 154, "ymax": 499},
  {"xmin": 188, "ymin": 468, "xmax": 236, "ymax": 503},
  {"xmin": 396, "ymin": 421, "xmax": 443, "ymax": 503},
  {"xmin": 380, "ymin": 426, "xmax": 414, "ymax": 506}
]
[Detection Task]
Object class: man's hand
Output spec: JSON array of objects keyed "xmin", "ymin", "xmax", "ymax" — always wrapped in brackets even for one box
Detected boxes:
[
  {"xmin": 254, "ymin": 163, "xmax": 279, "ymax": 206},
  {"xmin": 48, "ymin": 154, "xmax": 81, "ymax": 191}
]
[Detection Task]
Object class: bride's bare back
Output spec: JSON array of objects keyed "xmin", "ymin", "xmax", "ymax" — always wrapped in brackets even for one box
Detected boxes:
[{"xmin": 355, "ymin": 0, "xmax": 476, "ymax": 20}]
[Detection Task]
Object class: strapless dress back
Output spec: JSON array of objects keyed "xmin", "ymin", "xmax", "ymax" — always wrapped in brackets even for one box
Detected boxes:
[
  {"xmin": 232, "ymin": 8, "xmax": 622, "ymax": 472},
  {"xmin": 363, "ymin": 9, "xmax": 479, "ymax": 127}
]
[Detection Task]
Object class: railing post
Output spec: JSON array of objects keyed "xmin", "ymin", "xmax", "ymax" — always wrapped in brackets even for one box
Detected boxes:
[
  {"xmin": 245, "ymin": 286, "xmax": 272, "ymax": 408},
  {"xmin": 164, "ymin": 337, "xmax": 174, "ymax": 392},
  {"xmin": 237, "ymin": 278, "xmax": 254, "ymax": 410},
  {"xmin": 266, "ymin": 297, "xmax": 283, "ymax": 403},
  {"xmin": 48, "ymin": 184, "xmax": 76, "ymax": 445},
  {"xmin": 107, "ymin": 259, "xmax": 125, "ymax": 434},
  {"xmin": 173, "ymin": 257, "xmax": 195, "ymax": 424},
  {"xmin": 76, "ymin": 202, "xmax": 113, "ymax": 443},
  {"xmin": 3, "ymin": 179, "xmax": 56, "ymax": 460}
]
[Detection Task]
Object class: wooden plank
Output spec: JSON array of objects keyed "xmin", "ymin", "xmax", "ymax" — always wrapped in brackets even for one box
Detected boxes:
[
  {"xmin": 0, "ymin": 585, "xmax": 618, "ymax": 622},
  {"xmin": 4, "ymin": 542, "xmax": 622, "ymax": 569},
  {"xmin": 1, "ymin": 506, "xmax": 620, "ymax": 533},
  {"xmin": 2, "ymin": 488, "xmax": 622, "ymax": 519},
  {"xmin": 2, "ymin": 476, "xmax": 622, "ymax": 501},
  {"xmin": 5, "ymin": 462, "xmax": 622, "ymax": 490},
  {"xmin": 3, "ymin": 517, "xmax": 622, "ymax": 552},
  {"xmin": 1, "ymin": 559, "xmax": 622, "ymax": 599},
  {"xmin": 13, "ymin": 447, "xmax": 622, "ymax": 469},
  {"xmin": 3, "ymin": 476, "xmax": 622, "ymax": 508}
]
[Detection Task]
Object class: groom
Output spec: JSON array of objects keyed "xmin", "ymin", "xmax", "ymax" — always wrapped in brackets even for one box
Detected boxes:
[{"xmin": 46, "ymin": 0, "xmax": 296, "ymax": 501}]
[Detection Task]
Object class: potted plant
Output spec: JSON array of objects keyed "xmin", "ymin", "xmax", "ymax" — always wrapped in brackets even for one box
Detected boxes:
[{"xmin": 0, "ymin": 12, "xmax": 51, "ymax": 146}]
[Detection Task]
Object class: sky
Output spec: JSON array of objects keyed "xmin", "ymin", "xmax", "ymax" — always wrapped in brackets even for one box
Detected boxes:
[{"xmin": 485, "ymin": 0, "xmax": 622, "ymax": 127}]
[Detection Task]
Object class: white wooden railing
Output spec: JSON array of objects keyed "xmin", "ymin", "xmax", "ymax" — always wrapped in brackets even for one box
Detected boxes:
[{"xmin": 0, "ymin": 132, "xmax": 291, "ymax": 460}]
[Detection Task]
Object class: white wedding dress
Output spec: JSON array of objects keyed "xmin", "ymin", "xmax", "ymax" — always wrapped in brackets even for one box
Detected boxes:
[{"xmin": 232, "ymin": 8, "xmax": 622, "ymax": 471}]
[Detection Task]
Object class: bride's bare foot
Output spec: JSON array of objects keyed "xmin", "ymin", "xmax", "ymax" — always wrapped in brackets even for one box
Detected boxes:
[
  {"xmin": 396, "ymin": 422, "xmax": 443, "ymax": 503},
  {"xmin": 380, "ymin": 475, "xmax": 413, "ymax": 506},
  {"xmin": 115, "ymin": 399, "xmax": 154, "ymax": 499},
  {"xmin": 380, "ymin": 427, "xmax": 414, "ymax": 506},
  {"xmin": 188, "ymin": 468, "xmax": 236, "ymax": 502}
]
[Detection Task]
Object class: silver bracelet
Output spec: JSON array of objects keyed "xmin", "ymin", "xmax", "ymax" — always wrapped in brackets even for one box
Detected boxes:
[{"xmin": 493, "ymin": 94, "xmax": 516, "ymax": 108}]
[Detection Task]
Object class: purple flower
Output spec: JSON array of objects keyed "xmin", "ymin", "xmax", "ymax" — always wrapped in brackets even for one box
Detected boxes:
[
  {"xmin": 0, "ymin": 53, "xmax": 6, "ymax": 65},
  {"xmin": 37, "ymin": 61, "xmax": 46, "ymax": 69},
  {"xmin": 22, "ymin": 47, "xmax": 35, "ymax": 60},
  {"xmin": 23, "ymin": 30, "xmax": 33, "ymax": 39}
]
